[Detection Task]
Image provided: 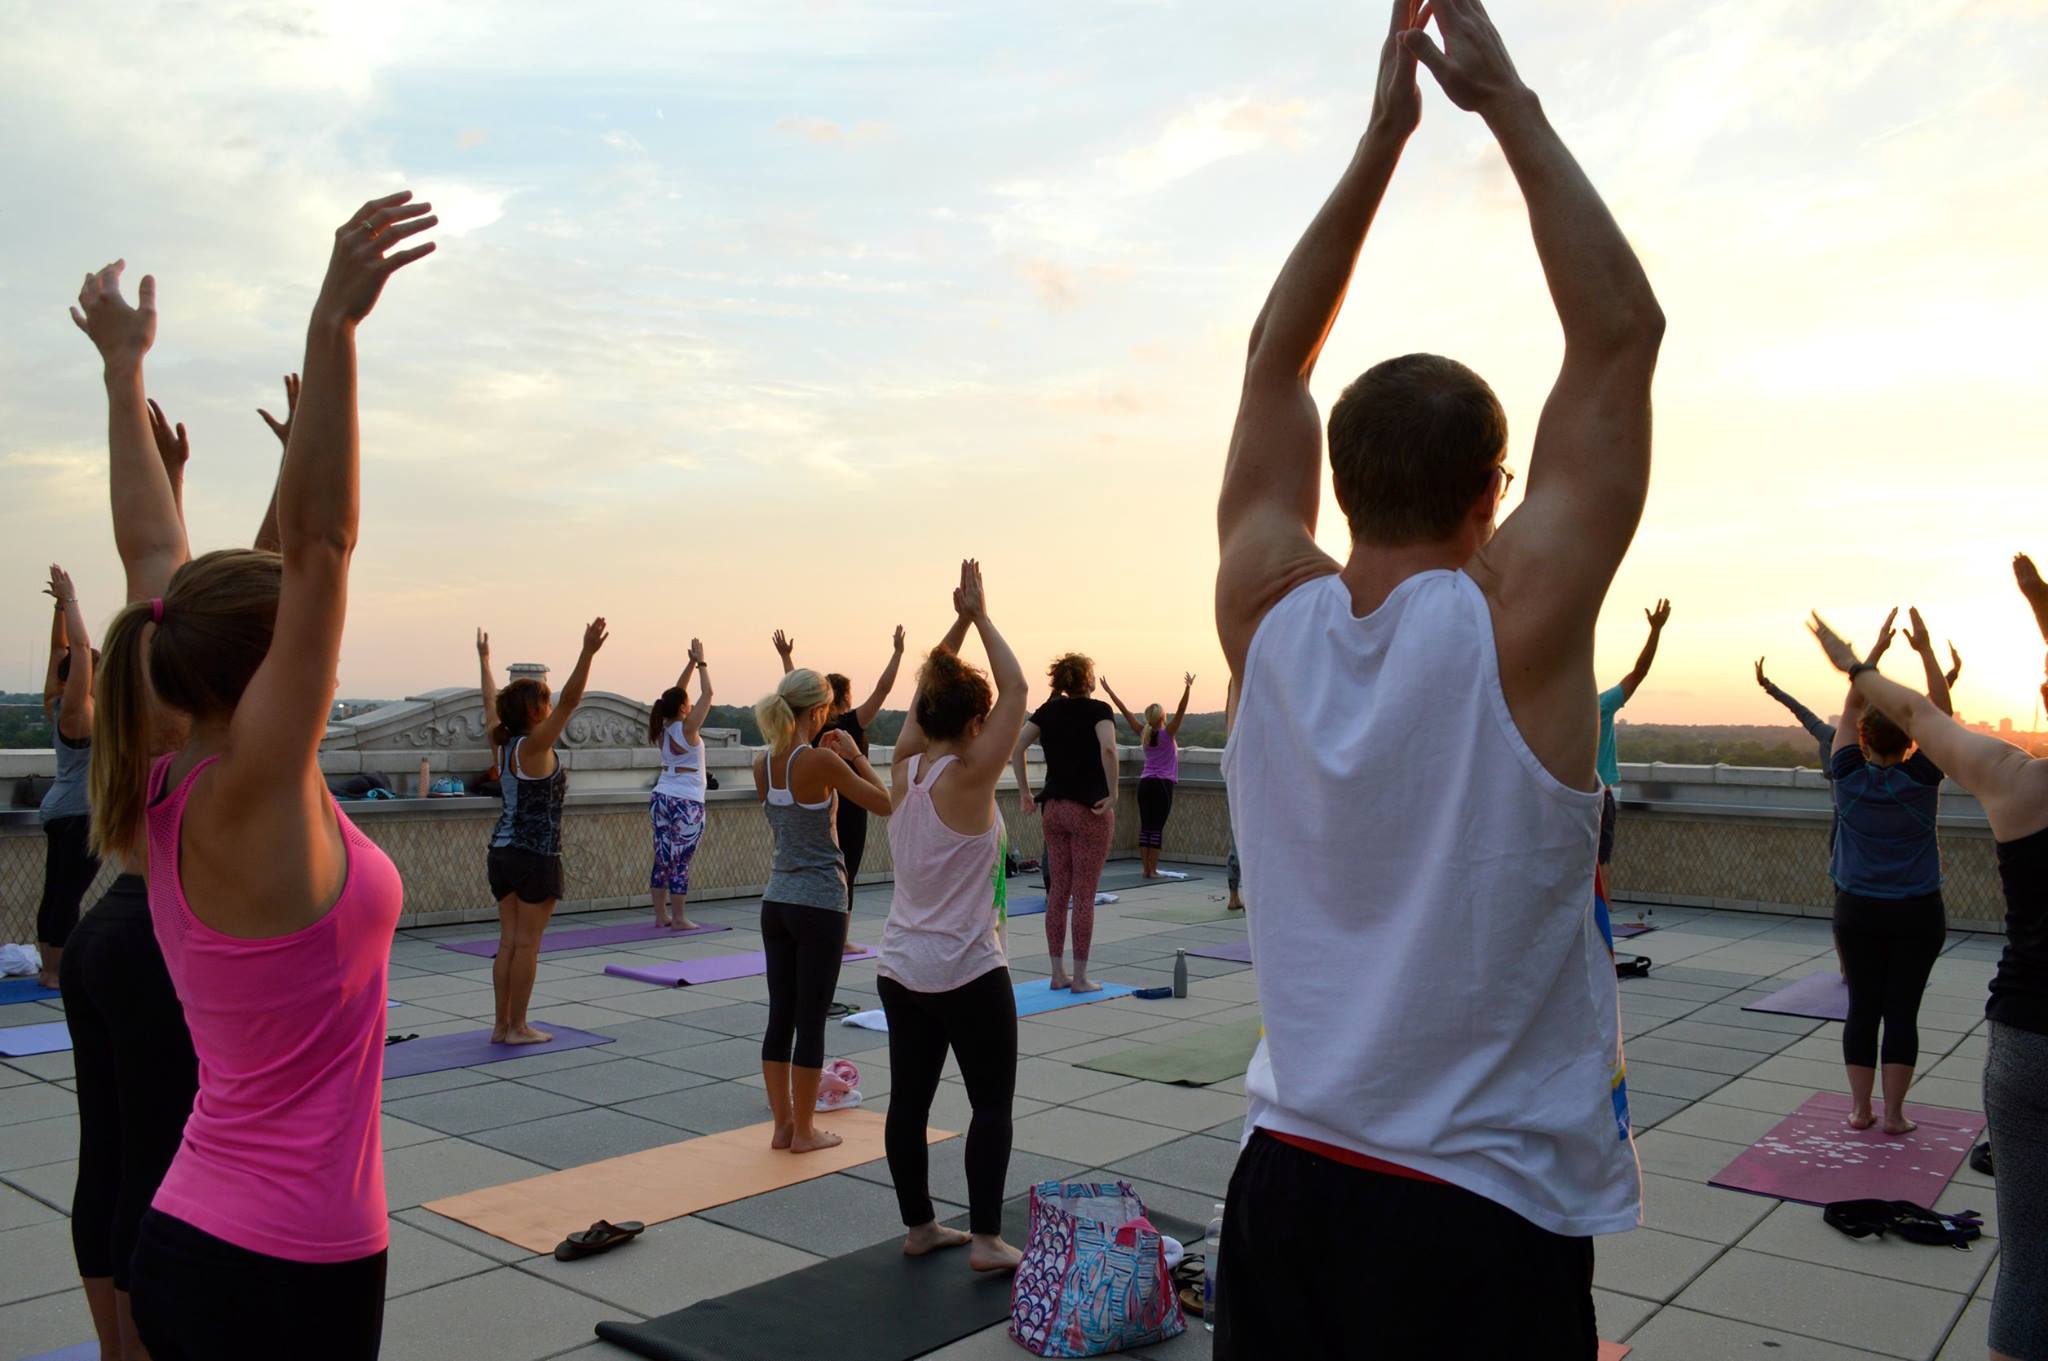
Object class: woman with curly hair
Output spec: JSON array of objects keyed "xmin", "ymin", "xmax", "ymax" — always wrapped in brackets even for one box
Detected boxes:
[{"xmin": 1011, "ymin": 652, "xmax": 1118, "ymax": 993}]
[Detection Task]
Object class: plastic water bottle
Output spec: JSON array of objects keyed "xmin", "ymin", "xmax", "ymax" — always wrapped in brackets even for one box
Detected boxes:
[
  {"xmin": 1203, "ymin": 1202, "xmax": 1223, "ymax": 1332},
  {"xmin": 1172, "ymin": 949, "xmax": 1189, "ymax": 998}
]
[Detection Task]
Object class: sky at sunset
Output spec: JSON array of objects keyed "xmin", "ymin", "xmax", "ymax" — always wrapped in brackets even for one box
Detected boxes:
[{"xmin": 3, "ymin": 0, "xmax": 2045, "ymax": 731}]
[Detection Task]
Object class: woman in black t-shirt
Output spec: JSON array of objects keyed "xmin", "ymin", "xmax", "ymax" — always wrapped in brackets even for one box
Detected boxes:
[{"xmin": 1010, "ymin": 653, "xmax": 1119, "ymax": 993}]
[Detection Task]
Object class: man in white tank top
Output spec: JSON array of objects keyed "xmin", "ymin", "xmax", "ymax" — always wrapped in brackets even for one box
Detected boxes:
[{"xmin": 1212, "ymin": 4, "xmax": 1664, "ymax": 1356}]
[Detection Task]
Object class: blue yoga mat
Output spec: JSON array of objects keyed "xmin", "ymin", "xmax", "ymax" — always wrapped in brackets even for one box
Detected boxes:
[
  {"xmin": 383, "ymin": 1024, "xmax": 613, "ymax": 1078},
  {"xmin": 0, "ymin": 1020, "xmax": 73, "ymax": 1057},
  {"xmin": 22, "ymin": 1343, "xmax": 98, "ymax": 1360},
  {"xmin": 1012, "ymin": 978, "xmax": 1138, "ymax": 1016},
  {"xmin": 0, "ymin": 978, "xmax": 62, "ymax": 1006}
]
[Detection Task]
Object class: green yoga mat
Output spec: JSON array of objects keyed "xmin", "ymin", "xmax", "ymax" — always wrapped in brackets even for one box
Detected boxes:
[
  {"xmin": 1132, "ymin": 902, "xmax": 1240, "ymax": 925},
  {"xmin": 1079, "ymin": 1015, "xmax": 1264, "ymax": 1086}
]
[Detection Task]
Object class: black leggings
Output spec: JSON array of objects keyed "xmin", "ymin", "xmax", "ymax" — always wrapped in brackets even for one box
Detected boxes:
[
  {"xmin": 1834, "ymin": 889, "xmax": 1947, "ymax": 1068},
  {"xmin": 838, "ymin": 804, "xmax": 869, "ymax": 910},
  {"xmin": 760, "ymin": 899, "xmax": 847, "ymax": 1069},
  {"xmin": 40, "ymin": 813, "xmax": 100, "ymax": 948},
  {"xmin": 59, "ymin": 876, "xmax": 198, "ymax": 1288},
  {"xmin": 1136, "ymin": 777, "xmax": 1174, "ymax": 850},
  {"xmin": 131, "ymin": 1209, "xmax": 387, "ymax": 1361},
  {"xmin": 878, "ymin": 969, "xmax": 1017, "ymax": 1235}
]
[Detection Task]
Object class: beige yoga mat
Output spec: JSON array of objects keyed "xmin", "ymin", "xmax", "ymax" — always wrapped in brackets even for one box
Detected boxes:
[{"xmin": 425, "ymin": 1110, "xmax": 955, "ymax": 1253}]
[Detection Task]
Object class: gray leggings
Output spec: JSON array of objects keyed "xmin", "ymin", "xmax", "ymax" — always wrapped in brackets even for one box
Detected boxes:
[{"xmin": 1985, "ymin": 1020, "xmax": 2048, "ymax": 1359}]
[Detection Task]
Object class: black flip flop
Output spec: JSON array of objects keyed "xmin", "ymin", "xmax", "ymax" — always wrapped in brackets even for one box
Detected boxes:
[
  {"xmin": 554, "ymin": 1219, "xmax": 646, "ymax": 1262},
  {"xmin": 384, "ymin": 1033, "xmax": 418, "ymax": 1046}
]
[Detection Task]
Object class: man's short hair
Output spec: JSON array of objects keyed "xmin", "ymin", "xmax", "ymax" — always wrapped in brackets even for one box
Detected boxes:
[{"xmin": 1327, "ymin": 353, "xmax": 1508, "ymax": 545}]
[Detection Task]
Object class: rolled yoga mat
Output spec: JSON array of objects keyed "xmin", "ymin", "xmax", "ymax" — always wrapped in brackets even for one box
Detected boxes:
[
  {"xmin": 593, "ymin": 1197, "xmax": 1202, "ymax": 1361},
  {"xmin": 436, "ymin": 920, "xmax": 731, "ymax": 958},
  {"xmin": 607, "ymin": 947, "xmax": 875, "ymax": 987},
  {"xmin": 0, "ymin": 978, "xmax": 62, "ymax": 1006},
  {"xmin": 1741, "ymin": 970, "xmax": 1850, "ymax": 1022},
  {"xmin": 1078, "ymin": 1015, "xmax": 1265, "ymax": 1086},
  {"xmin": 383, "ymin": 1024, "xmax": 614, "ymax": 1079},
  {"xmin": 427, "ymin": 1110, "xmax": 949, "ymax": 1253},
  {"xmin": 1708, "ymin": 1090, "xmax": 1985, "ymax": 1207},
  {"xmin": 0, "ymin": 1020, "xmax": 72, "ymax": 1056},
  {"xmin": 1186, "ymin": 939, "xmax": 1252, "ymax": 964}
]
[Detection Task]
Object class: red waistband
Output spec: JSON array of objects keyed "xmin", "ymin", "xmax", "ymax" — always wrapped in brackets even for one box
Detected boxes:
[{"xmin": 1262, "ymin": 1129, "xmax": 1447, "ymax": 1184}]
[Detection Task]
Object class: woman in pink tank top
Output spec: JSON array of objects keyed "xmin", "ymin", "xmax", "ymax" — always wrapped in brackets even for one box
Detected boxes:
[
  {"xmin": 877, "ymin": 561, "xmax": 1031, "ymax": 1273},
  {"xmin": 1102, "ymin": 672, "xmax": 1195, "ymax": 879},
  {"xmin": 86, "ymin": 193, "xmax": 435, "ymax": 1361}
]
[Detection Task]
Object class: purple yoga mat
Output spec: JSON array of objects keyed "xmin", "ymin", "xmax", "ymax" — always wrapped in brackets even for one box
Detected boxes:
[
  {"xmin": 22, "ymin": 1344, "xmax": 98, "ymax": 1361},
  {"xmin": 1187, "ymin": 940, "xmax": 1253, "ymax": 964},
  {"xmin": 606, "ymin": 947, "xmax": 876, "ymax": 987},
  {"xmin": 1743, "ymin": 970, "xmax": 1849, "ymax": 1021},
  {"xmin": 436, "ymin": 920, "xmax": 731, "ymax": 958},
  {"xmin": 1709, "ymin": 1091, "xmax": 1984, "ymax": 1207},
  {"xmin": 383, "ymin": 1024, "xmax": 613, "ymax": 1078},
  {"xmin": 1612, "ymin": 922, "xmax": 1653, "ymax": 939}
]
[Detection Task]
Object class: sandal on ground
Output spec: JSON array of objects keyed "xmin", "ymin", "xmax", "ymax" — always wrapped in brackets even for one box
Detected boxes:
[
  {"xmin": 1173, "ymin": 1255, "xmax": 1206, "ymax": 1317},
  {"xmin": 553, "ymin": 1219, "xmax": 646, "ymax": 1261}
]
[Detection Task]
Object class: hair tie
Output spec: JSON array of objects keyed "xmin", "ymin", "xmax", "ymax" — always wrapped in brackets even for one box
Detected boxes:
[{"xmin": 149, "ymin": 597, "xmax": 165, "ymax": 624}]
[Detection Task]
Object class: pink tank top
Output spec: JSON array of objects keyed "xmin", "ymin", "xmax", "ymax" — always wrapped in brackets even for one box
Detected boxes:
[
  {"xmin": 1141, "ymin": 727, "xmax": 1178, "ymax": 781},
  {"xmin": 145, "ymin": 754, "xmax": 402, "ymax": 1262},
  {"xmin": 879, "ymin": 754, "xmax": 1007, "ymax": 993}
]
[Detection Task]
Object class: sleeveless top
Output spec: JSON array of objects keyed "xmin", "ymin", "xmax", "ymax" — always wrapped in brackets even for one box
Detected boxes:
[
  {"xmin": 1224, "ymin": 571, "xmax": 1639, "ymax": 1238},
  {"xmin": 654, "ymin": 722, "xmax": 707, "ymax": 802},
  {"xmin": 1991, "ymin": 825, "xmax": 2048, "ymax": 1036},
  {"xmin": 880, "ymin": 754, "xmax": 1007, "ymax": 992},
  {"xmin": 144, "ymin": 753, "xmax": 402, "ymax": 1262},
  {"xmin": 762, "ymin": 743, "xmax": 846, "ymax": 910},
  {"xmin": 1141, "ymin": 726, "xmax": 1179, "ymax": 782},
  {"xmin": 41, "ymin": 699, "xmax": 92, "ymax": 823},
  {"xmin": 492, "ymin": 735, "xmax": 568, "ymax": 855}
]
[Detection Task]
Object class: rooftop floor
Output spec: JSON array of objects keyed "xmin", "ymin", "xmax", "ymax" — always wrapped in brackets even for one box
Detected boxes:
[{"xmin": 0, "ymin": 870, "xmax": 2006, "ymax": 1361}]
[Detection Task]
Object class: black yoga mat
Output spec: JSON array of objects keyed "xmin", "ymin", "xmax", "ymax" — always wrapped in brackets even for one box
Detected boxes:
[{"xmin": 595, "ymin": 1199, "xmax": 1200, "ymax": 1361}]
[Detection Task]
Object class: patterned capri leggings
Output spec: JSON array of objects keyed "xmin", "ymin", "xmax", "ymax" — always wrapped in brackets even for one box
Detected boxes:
[
  {"xmin": 649, "ymin": 794, "xmax": 707, "ymax": 895},
  {"xmin": 1985, "ymin": 1020, "xmax": 2047, "ymax": 1359},
  {"xmin": 1042, "ymin": 799, "xmax": 1113, "ymax": 964}
]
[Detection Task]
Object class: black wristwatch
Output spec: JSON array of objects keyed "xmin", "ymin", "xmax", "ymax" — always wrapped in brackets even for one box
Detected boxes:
[{"xmin": 1847, "ymin": 662, "xmax": 1876, "ymax": 681}]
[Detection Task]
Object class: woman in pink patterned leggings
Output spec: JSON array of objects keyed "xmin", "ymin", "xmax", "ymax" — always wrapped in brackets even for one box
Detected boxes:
[{"xmin": 1011, "ymin": 653, "xmax": 1120, "ymax": 993}]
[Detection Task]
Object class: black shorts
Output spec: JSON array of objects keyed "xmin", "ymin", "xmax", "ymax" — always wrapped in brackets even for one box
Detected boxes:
[
  {"xmin": 487, "ymin": 846, "xmax": 563, "ymax": 904},
  {"xmin": 1216, "ymin": 1130, "xmax": 1598, "ymax": 1359}
]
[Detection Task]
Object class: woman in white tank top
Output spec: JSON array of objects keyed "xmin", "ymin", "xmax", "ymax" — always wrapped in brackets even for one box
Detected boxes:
[{"xmin": 647, "ymin": 639, "xmax": 714, "ymax": 929}]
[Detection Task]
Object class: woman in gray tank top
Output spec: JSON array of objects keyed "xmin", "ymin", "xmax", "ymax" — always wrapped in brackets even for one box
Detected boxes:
[
  {"xmin": 751, "ymin": 667, "xmax": 892, "ymax": 1154},
  {"xmin": 39, "ymin": 566, "xmax": 100, "ymax": 989}
]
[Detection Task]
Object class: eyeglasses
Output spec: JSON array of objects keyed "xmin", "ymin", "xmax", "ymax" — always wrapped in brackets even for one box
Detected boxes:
[{"xmin": 1496, "ymin": 464, "xmax": 1517, "ymax": 497}]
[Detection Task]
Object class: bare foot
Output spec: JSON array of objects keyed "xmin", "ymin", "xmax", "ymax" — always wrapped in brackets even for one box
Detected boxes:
[
  {"xmin": 1848, "ymin": 1108, "xmax": 1876, "ymax": 1131},
  {"xmin": 489, "ymin": 1025, "xmax": 510, "ymax": 1044},
  {"xmin": 970, "ymin": 1234, "xmax": 1023, "ymax": 1272},
  {"xmin": 843, "ymin": 943, "xmax": 864, "ymax": 956},
  {"xmin": 505, "ymin": 1025, "xmax": 554, "ymax": 1046},
  {"xmin": 1070, "ymin": 977, "xmax": 1103, "ymax": 995},
  {"xmin": 653, "ymin": 914, "xmax": 671, "ymax": 928},
  {"xmin": 771, "ymin": 1122, "xmax": 794, "ymax": 1150},
  {"xmin": 1048, "ymin": 972, "xmax": 1071, "ymax": 991},
  {"xmin": 1883, "ymin": 1114, "xmax": 1919, "ymax": 1136},
  {"xmin": 903, "ymin": 1222, "xmax": 972, "ymax": 1257},
  {"xmin": 674, "ymin": 918, "xmax": 699, "ymax": 932},
  {"xmin": 37, "ymin": 971, "xmax": 57, "ymax": 990},
  {"xmin": 790, "ymin": 1127, "xmax": 843, "ymax": 1154},
  {"xmin": 1227, "ymin": 897, "xmax": 1244, "ymax": 912}
]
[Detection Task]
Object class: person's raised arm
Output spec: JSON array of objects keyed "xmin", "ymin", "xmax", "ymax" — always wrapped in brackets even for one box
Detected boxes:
[
  {"xmin": 145, "ymin": 399, "xmax": 190, "ymax": 525},
  {"xmin": 814, "ymin": 727, "xmax": 892, "ymax": 816},
  {"xmin": 253, "ymin": 372, "xmax": 299, "ymax": 553},
  {"xmin": 1435, "ymin": 0, "xmax": 1665, "ymax": 672},
  {"xmin": 48, "ymin": 568, "xmax": 94, "ymax": 739},
  {"xmin": 855, "ymin": 626, "xmax": 906, "ymax": 729},
  {"xmin": 957, "ymin": 562, "xmax": 1029, "ymax": 784},
  {"xmin": 524, "ymin": 617, "xmax": 608, "ymax": 753},
  {"xmin": 1216, "ymin": 0, "xmax": 1428, "ymax": 672},
  {"xmin": 2015, "ymin": 554, "xmax": 2048, "ymax": 644},
  {"xmin": 1012, "ymin": 722, "xmax": 1041, "ymax": 815},
  {"xmin": 1754, "ymin": 657, "xmax": 1833, "ymax": 747},
  {"xmin": 221, "ymin": 192, "xmax": 437, "ymax": 792},
  {"xmin": 1099, "ymin": 678, "xmax": 1144, "ymax": 738},
  {"xmin": 1811, "ymin": 614, "xmax": 2048, "ymax": 841},
  {"xmin": 1904, "ymin": 607, "xmax": 1953, "ymax": 717},
  {"xmin": 71, "ymin": 263, "xmax": 188, "ymax": 604},
  {"xmin": 772, "ymin": 629, "xmax": 795, "ymax": 675},
  {"xmin": 43, "ymin": 577, "xmax": 67, "ymax": 712},
  {"xmin": 1167, "ymin": 672, "xmax": 1194, "ymax": 737},
  {"xmin": 1944, "ymin": 642, "xmax": 1961, "ymax": 691},
  {"xmin": 683, "ymin": 639, "xmax": 714, "ymax": 744},
  {"xmin": 1833, "ymin": 681, "xmax": 1865, "ymax": 758},
  {"xmin": 1616, "ymin": 600, "xmax": 1670, "ymax": 701},
  {"xmin": 476, "ymin": 628, "xmax": 496, "ymax": 741}
]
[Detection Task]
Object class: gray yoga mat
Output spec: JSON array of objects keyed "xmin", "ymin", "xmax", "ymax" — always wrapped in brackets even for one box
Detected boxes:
[
  {"xmin": 437, "ymin": 920, "xmax": 730, "ymax": 958},
  {"xmin": 383, "ymin": 1025, "xmax": 613, "ymax": 1078}
]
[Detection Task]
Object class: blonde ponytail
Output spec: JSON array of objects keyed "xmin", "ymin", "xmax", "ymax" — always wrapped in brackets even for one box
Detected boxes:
[
  {"xmin": 88, "ymin": 602, "xmax": 157, "ymax": 862},
  {"xmin": 755, "ymin": 668, "xmax": 831, "ymax": 752}
]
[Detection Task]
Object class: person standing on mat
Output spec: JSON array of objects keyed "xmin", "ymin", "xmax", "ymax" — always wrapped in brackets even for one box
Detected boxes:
[
  {"xmin": 1808, "ymin": 617, "xmax": 2047, "ymax": 1361},
  {"xmin": 61, "ymin": 260, "xmax": 203, "ymax": 1361},
  {"xmin": 1011, "ymin": 653, "xmax": 1119, "ymax": 994},
  {"xmin": 879, "ymin": 560, "xmax": 1028, "ymax": 1272},
  {"xmin": 477, "ymin": 616, "xmax": 607, "ymax": 1045},
  {"xmin": 1595, "ymin": 598, "xmax": 1670, "ymax": 868},
  {"xmin": 1102, "ymin": 672, "xmax": 1194, "ymax": 879},
  {"xmin": 775, "ymin": 624, "xmax": 906, "ymax": 940},
  {"xmin": 88, "ymin": 192, "xmax": 433, "ymax": 1360},
  {"xmin": 647, "ymin": 638, "xmax": 713, "ymax": 930},
  {"xmin": 1213, "ymin": 2, "xmax": 1664, "ymax": 1353},
  {"xmin": 1825, "ymin": 606, "xmax": 1954, "ymax": 1135},
  {"xmin": 39, "ymin": 565, "xmax": 100, "ymax": 990},
  {"xmin": 754, "ymin": 668, "xmax": 892, "ymax": 1153}
]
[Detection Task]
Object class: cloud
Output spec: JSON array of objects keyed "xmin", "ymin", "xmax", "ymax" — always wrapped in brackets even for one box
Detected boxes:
[
  {"xmin": 1102, "ymin": 96, "xmax": 1309, "ymax": 194},
  {"xmin": 774, "ymin": 116, "xmax": 889, "ymax": 145}
]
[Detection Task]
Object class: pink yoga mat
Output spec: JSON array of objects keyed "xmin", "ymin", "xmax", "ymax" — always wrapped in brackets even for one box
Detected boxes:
[
  {"xmin": 1708, "ymin": 1091, "xmax": 1985, "ymax": 1207},
  {"xmin": 1187, "ymin": 940, "xmax": 1252, "ymax": 964},
  {"xmin": 1743, "ymin": 970, "xmax": 1849, "ymax": 1021},
  {"xmin": 437, "ymin": 920, "xmax": 730, "ymax": 958},
  {"xmin": 607, "ymin": 947, "xmax": 876, "ymax": 987}
]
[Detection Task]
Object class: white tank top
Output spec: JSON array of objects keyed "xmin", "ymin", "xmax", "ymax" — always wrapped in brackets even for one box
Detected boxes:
[
  {"xmin": 653, "ymin": 722, "xmax": 706, "ymax": 802},
  {"xmin": 1224, "ymin": 571, "xmax": 1640, "ymax": 1237}
]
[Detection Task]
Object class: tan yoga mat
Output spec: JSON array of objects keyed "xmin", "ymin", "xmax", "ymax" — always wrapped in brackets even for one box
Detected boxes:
[{"xmin": 425, "ymin": 1110, "xmax": 955, "ymax": 1253}]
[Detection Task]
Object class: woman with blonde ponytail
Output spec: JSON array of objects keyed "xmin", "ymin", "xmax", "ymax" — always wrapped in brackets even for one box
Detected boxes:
[
  {"xmin": 87, "ymin": 193, "xmax": 437, "ymax": 1361},
  {"xmin": 752, "ymin": 666, "xmax": 893, "ymax": 1153}
]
